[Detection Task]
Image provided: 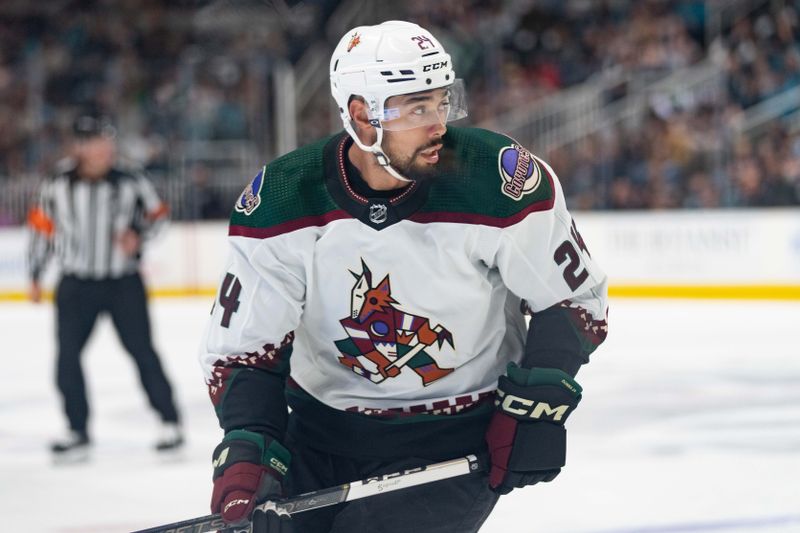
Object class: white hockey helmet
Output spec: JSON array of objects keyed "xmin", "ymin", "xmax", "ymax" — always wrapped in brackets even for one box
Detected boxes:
[{"xmin": 330, "ymin": 21, "xmax": 467, "ymax": 181}]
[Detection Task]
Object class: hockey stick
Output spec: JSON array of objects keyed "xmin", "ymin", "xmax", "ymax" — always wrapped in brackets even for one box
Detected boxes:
[
  {"xmin": 363, "ymin": 341, "xmax": 428, "ymax": 383},
  {"xmin": 132, "ymin": 454, "xmax": 485, "ymax": 533},
  {"xmin": 355, "ymin": 324, "xmax": 451, "ymax": 384}
]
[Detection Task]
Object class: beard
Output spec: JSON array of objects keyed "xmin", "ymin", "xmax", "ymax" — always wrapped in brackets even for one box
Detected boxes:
[{"xmin": 382, "ymin": 134, "xmax": 449, "ymax": 183}]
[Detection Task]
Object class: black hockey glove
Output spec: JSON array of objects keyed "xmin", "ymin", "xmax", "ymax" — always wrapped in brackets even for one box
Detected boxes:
[
  {"xmin": 251, "ymin": 501, "xmax": 294, "ymax": 533},
  {"xmin": 485, "ymin": 363, "xmax": 582, "ymax": 495},
  {"xmin": 211, "ymin": 430, "xmax": 292, "ymax": 530}
]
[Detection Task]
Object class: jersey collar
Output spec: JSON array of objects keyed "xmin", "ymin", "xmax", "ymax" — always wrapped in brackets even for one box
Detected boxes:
[{"xmin": 324, "ymin": 133, "xmax": 431, "ymax": 230}]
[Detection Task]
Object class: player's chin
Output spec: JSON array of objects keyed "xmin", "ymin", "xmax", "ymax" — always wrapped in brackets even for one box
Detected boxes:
[
  {"xmin": 397, "ymin": 166, "xmax": 433, "ymax": 183},
  {"xmin": 394, "ymin": 153, "xmax": 441, "ymax": 181}
]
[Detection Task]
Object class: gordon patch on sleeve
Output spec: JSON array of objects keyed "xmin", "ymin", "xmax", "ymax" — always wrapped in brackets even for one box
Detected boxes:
[
  {"xmin": 498, "ymin": 143, "xmax": 542, "ymax": 200},
  {"xmin": 235, "ymin": 166, "xmax": 266, "ymax": 215}
]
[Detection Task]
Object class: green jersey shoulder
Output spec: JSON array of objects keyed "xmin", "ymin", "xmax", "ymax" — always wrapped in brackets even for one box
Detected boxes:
[
  {"xmin": 229, "ymin": 135, "xmax": 339, "ymax": 230},
  {"xmin": 423, "ymin": 126, "xmax": 557, "ymax": 220},
  {"xmin": 229, "ymin": 127, "xmax": 558, "ymax": 233}
]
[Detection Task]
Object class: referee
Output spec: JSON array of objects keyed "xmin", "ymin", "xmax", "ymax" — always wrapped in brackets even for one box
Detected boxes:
[{"xmin": 27, "ymin": 112, "xmax": 183, "ymax": 461}]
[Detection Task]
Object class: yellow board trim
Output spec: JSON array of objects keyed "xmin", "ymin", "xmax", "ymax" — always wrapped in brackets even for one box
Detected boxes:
[
  {"xmin": 609, "ymin": 285, "xmax": 800, "ymax": 300},
  {"xmin": 1, "ymin": 285, "xmax": 799, "ymax": 302},
  {"xmin": 0, "ymin": 287, "xmax": 218, "ymax": 302},
  {"xmin": 150, "ymin": 287, "xmax": 218, "ymax": 298},
  {"xmin": 0, "ymin": 292, "xmax": 30, "ymax": 302}
]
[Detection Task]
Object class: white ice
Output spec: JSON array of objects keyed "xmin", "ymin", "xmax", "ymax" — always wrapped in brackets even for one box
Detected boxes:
[{"xmin": 1, "ymin": 298, "xmax": 798, "ymax": 532}]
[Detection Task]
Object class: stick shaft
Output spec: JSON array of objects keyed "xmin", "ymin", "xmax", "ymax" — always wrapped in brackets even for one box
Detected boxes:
[
  {"xmin": 131, "ymin": 454, "xmax": 484, "ymax": 533},
  {"xmin": 384, "ymin": 341, "xmax": 427, "ymax": 371}
]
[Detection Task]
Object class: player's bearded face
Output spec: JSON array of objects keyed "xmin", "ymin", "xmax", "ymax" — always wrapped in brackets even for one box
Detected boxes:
[
  {"xmin": 379, "ymin": 87, "xmax": 452, "ymax": 182},
  {"xmin": 382, "ymin": 129, "xmax": 445, "ymax": 182}
]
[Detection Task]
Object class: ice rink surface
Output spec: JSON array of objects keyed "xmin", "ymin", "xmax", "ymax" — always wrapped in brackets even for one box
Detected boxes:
[{"xmin": 1, "ymin": 297, "xmax": 798, "ymax": 533}]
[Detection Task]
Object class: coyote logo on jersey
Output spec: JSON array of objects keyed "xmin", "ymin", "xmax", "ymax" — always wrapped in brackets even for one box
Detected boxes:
[{"xmin": 334, "ymin": 260, "xmax": 455, "ymax": 386}]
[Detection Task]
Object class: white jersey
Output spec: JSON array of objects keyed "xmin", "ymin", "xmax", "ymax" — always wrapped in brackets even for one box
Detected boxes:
[{"xmin": 199, "ymin": 128, "xmax": 608, "ymax": 421}]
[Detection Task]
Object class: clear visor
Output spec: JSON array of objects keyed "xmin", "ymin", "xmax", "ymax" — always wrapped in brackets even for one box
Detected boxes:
[{"xmin": 374, "ymin": 79, "xmax": 468, "ymax": 131}]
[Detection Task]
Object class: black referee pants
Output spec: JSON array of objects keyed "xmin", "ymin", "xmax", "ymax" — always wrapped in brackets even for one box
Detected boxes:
[{"xmin": 55, "ymin": 273, "xmax": 179, "ymax": 434}]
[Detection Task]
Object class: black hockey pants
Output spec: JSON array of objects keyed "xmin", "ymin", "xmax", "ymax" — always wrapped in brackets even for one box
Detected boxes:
[
  {"xmin": 54, "ymin": 273, "xmax": 179, "ymax": 433},
  {"xmin": 284, "ymin": 434, "xmax": 500, "ymax": 533}
]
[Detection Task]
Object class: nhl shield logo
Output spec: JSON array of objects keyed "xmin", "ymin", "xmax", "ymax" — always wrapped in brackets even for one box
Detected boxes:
[
  {"xmin": 235, "ymin": 167, "xmax": 265, "ymax": 216},
  {"xmin": 369, "ymin": 203, "xmax": 388, "ymax": 224}
]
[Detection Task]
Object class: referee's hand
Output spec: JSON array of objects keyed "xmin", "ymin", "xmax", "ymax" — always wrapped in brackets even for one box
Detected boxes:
[
  {"xmin": 117, "ymin": 229, "xmax": 141, "ymax": 257},
  {"xmin": 29, "ymin": 282, "xmax": 42, "ymax": 303}
]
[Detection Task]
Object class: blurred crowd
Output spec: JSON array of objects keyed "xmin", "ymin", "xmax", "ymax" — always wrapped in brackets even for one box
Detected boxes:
[
  {"xmin": 547, "ymin": 0, "xmax": 800, "ymax": 208},
  {"xmin": 405, "ymin": 0, "xmax": 704, "ymax": 122},
  {"xmin": 0, "ymin": 0, "xmax": 798, "ymax": 223},
  {"xmin": 549, "ymin": 110, "xmax": 800, "ymax": 209},
  {"xmin": 0, "ymin": 0, "xmax": 339, "ymax": 179}
]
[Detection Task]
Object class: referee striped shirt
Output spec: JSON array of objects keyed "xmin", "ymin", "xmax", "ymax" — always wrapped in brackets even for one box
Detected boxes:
[{"xmin": 27, "ymin": 160, "xmax": 168, "ymax": 281}]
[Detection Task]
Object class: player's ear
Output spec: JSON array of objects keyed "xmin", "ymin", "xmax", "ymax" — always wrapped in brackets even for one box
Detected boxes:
[{"xmin": 348, "ymin": 97, "xmax": 375, "ymax": 141}]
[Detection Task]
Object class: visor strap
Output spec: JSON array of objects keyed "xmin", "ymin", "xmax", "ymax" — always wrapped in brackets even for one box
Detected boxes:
[
  {"xmin": 342, "ymin": 114, "xmax": 414, "ymax": 183},
  {"xmin": 381, "ymin": 162, "xmax": 414, "ymax": 183},
  {"xmin": 371, "ymin": 127, "xmax": 413, "ymax": 183}
]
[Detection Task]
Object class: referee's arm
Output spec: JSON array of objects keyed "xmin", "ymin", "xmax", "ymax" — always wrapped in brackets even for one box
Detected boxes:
[
  {"xmin": 26, "ymin": 180, "xmax": 56, "ymax": 302},
  {"xmin": 131, "ymin": 172, "xmax": 169, "ymax": 242}
]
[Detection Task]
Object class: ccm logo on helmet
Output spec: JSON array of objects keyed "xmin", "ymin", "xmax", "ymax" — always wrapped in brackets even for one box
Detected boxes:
[
  {"xmin": 422, "ymin": 61, "xmax": 449, "ymax": 72},
  {"xmin": 495, "ymin": 389, "xmax": 571, "ymax": 421}
]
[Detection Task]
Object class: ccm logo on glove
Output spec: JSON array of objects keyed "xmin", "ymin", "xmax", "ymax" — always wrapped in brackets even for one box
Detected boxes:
[
  {"xmin": 495, "ymin": 389, "xmax": 572, "ymax": 421},
  {"xmin": 210, "ymin": 430, "xmax": 291, "ymax": 526},
  {"xmin": 270, "ymin": 456, "xmax": 289, "ymax": 476},
  {"xmin": 224, "ymin": 498, "xmax": 251, "ymax": 514},
  {"xmin": 485, "ymin": 364, "xmax": 582, "ymax": 495}
]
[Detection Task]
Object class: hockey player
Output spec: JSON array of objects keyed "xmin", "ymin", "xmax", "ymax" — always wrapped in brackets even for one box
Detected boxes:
[{"xmin": 201, "ymin": 21, "xmax": 608, "ymax": 533}]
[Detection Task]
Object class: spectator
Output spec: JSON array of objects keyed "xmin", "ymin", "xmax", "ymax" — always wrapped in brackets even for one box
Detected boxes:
[{"xmin": 1, "ymin": 0, "xmax": 799, "ymax": 216}]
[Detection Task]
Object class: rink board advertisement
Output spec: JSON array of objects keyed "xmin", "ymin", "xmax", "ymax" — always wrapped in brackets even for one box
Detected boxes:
[
  {"xmin": 1, "ymin": 209, "xmax": 799, "ymax": 300},
  {"xmin": 575, "ymin": 209, "xmax": 800, "ymax": 299}
]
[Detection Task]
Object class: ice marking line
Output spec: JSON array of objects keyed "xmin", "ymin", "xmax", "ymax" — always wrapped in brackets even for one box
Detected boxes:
[{"xmin": 586, "ymin": 514, "xmax": 800, "ymax": 533}]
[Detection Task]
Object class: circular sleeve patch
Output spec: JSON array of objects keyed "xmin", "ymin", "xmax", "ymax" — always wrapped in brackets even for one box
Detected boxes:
[{"xmin": 498, "ymin": 144, "xmax": 542, "ymax": 200}]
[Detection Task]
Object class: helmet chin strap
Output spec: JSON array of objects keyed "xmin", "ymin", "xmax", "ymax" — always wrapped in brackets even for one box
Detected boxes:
[{"xmin": 345, "ymin": 119, "xmax": 414, "ymax": 183}]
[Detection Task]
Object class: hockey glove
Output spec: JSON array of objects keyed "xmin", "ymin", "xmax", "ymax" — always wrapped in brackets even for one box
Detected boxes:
[
  {"xmin": 485, "ymin": 363, "xmax": 582, "ymax": 495},
  {"xmin": 251, "ymin": 501, "xmax": 294, "ymax": 533},
  {"xmin": 211, "ymin": 430, "xmax": 291, "ymax": 527}
]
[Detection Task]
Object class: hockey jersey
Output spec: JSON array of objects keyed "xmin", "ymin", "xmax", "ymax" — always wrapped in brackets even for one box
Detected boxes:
[{"xmin": 199, "ymin": 127, "xmax": 608, "ymax": 460}]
